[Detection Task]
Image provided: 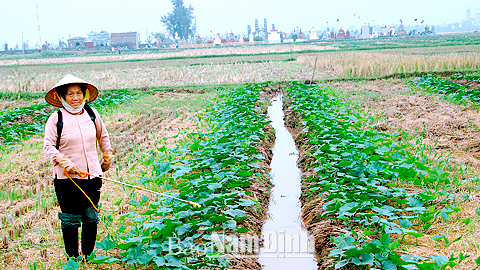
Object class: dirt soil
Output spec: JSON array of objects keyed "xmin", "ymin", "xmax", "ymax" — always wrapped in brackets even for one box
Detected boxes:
[
  {"xmin": 338, "ymin": 80, "xmax": 480, "ymax": 172},
  {"xmin": 0, "ymin": 98, "xmax": 45, "ymax": 111}
]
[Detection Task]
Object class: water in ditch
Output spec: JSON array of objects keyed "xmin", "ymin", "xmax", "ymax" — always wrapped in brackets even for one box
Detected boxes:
[{"xmin": 258, "ymin": 94, "xmax": 317, "ymax": 270}]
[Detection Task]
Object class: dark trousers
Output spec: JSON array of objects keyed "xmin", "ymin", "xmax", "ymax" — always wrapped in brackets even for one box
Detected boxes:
[
  {"xmin": 54, "ymin": 177, "xmax": 102, "ymax": 258},
  {"xmin": 54, "ymin": 177, "xmax": 102, "ymax": 214}
]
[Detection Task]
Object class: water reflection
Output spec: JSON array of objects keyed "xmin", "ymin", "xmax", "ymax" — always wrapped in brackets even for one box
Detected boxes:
[{"xmin": 258, "ymin": 94, "xmax": 317, "ymax": 270}]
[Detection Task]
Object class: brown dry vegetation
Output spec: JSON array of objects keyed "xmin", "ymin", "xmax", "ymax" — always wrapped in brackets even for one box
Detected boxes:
[
  {"xmin": 0, "ymin": 98, "xmax": 46, "ymax": 111},
  {"xmin": 0, "ymin": 61, "xmax": 322, "ymax": 93},
  {"xmin": 451, "ymin": 78, "xmax": 480, "ymax": 89},
  {"xmin": 376, "ymin": 45, "xmax": 480, "ymax": 55},
  {"xmin": 298, "ymin": 50, "xmax": 480, "ymax": 78},
  {"xmin": 337, "ymin": 80, "xmax": 480, "ymax": 180}
]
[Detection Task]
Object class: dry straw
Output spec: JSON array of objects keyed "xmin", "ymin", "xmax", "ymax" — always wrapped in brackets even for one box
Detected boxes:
[
  {"xmin": 0, "ymin": 61, "xmax": 316, "ymax": 93},
  {"xmin": 297, "ymin": 51, "xmax": 480, "ymax": 78}
]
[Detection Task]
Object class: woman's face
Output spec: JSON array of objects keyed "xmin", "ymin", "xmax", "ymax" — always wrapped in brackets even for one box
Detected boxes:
[{"xmin": 65, "ymin": 84, "xmax": 84, "ymax": 109}]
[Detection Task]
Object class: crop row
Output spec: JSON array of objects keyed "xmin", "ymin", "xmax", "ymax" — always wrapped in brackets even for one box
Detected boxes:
[
  {"xmin": 284, "ymin": 82, "xmax": 472, "ymax": 269},
  {"xmin": 0, "ymin": 90, "xmax": 138, "ymax": 146},
  {"xmin": 450, "ymin": 72, "xmax": 480, "ymax": 83},
  {"xmin": 411, "ymin": 74, "xmax": 480, "ymax": 104},
  {"xmin": 81, "ymin": 84, "xmax": 271, "ymax": 269}
]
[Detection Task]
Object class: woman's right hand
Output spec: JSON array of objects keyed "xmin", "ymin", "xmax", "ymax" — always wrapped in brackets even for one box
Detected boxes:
[
  {"xmin": 54, "ymin": 153, "xmax": 81, "ymax": 175},
  {"xmin": 65, "ymin": 164, "xmax": 81, "ymax": 175}
]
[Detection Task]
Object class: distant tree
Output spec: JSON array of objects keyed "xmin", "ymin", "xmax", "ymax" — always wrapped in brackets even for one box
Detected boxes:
[
  {"xmin": 161, "ymin": 0, "xmax": 196, "ymax": 40},
  {"xmin": 154, "ymin": 32, "xmax": 168, "ymax": 43},
  {"xmin": 253, "ymin": 36, "xmax": 263, "ymax": 42}
]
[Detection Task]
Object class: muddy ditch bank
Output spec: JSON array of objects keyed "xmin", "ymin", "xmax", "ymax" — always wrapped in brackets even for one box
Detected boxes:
[
  {"xmin": 229, "ymin": 91, "xmax": 275, "ymax": 269},
  {"xmin": 282, "ymin": 94, "xmax": 345, "ymax": 270}
]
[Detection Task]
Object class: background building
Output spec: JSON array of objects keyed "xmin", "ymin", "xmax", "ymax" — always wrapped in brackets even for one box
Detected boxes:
[
  {"xmin": 110, "ymin": 32, "xmax": 139, "ymax": 49},
  {"xmin": 87, "ymin": 30, "xmax": 110, "ymax": 47},
  {"xmin": 67, "ymin": 36, "xmax": 86, "ymax": 49},
  {"xmin": 359, "ymin": 25, "xmax": 372, "ymax": 38},
  {"xmin": 268, "ymin": 25, "xmax": 281, "ymax": 43}
]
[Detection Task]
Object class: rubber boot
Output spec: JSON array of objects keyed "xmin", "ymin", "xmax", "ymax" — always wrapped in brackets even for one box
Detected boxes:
[
  {"xmin": 62, "ymin": 226, "xmax": 79, "ymax": 259},
  {"xmin": 81, "ymin": 207, "xmax": 100, "ymax": 258},
  {"xmin": 81, "ymin": 223, "xmax": 97, "ymax": 258}
]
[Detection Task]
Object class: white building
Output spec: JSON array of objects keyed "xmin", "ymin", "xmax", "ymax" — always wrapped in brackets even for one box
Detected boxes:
[
  {"xmin": 380, "ymin": 25, "xmax": 388, "ymax": 36},
  {"xmin": 268, "ymin": 29, "xmax": 281, "ymax": 43},
  {"xmin": 87, "ymin": 30, "xmax": 110, "ymax": 46},
  {"xmin": 310, "ymin": 27, "xmax": 319, "ymax": 40},
  {"xmin": 359, "ymin": 25, "xmax": 372, "ymax": 38},
  {"xmin": 389, "ymin": 24, "xmax": 396, "ymax": 36}
]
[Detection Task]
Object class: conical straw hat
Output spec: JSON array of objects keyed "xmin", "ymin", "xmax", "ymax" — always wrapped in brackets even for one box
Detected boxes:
[{"xmin": 45, "ymin": 74, "xmax": 99, "ymax": 107}]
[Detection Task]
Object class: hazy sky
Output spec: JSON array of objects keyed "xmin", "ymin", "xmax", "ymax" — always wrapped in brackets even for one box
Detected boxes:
[{"xmin": 1, "ymin": 0, "xmax": 479, "ymax": 47}]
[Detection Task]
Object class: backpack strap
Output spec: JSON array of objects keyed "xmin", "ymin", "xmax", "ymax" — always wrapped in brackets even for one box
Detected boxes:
[
  {"xmin": 55, "ymin": 105, "xmax": 97, "ymax": 150},
  {"xmin": 55, "ymin": 110, "xmax": 63, "ymax": 150},
  {"xmin": 84, "ymin": 104, "xmax": 97, "ymax": 131}
]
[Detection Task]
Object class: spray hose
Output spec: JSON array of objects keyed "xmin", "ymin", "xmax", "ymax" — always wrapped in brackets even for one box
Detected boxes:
[{"xmin": 63, "ymin": 169, "xmax": 201, "ymax": 213}]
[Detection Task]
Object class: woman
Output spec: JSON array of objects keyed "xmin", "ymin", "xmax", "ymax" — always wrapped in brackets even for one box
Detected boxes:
[{"xmin": 43, "ymin": 74, "xmax": 114, "ymax": 259}]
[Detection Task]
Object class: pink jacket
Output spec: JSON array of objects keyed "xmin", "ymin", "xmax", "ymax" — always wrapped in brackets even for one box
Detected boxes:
[{"xmin": 44, "ymin": 107, "xmax": 113, "ymax": 179}]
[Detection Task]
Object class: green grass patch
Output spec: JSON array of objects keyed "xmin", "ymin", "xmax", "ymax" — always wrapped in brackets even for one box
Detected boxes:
[{"xmin": 0, "ymin": 90, "xmax": 138, "ymax": 146}]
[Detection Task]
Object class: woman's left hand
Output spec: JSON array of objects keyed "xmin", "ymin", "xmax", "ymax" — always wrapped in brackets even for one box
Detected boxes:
[{"xmin": 101, "ymin": 150, "xmax": 115, "ymax": 172}]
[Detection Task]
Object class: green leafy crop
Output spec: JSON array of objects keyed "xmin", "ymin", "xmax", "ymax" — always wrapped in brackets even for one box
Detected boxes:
[
  {"xmin": 411, "ymin": 74, "xmax": 480, "ymax": 104},
  {"xmin": 285, "ymin": 82, "xmax": 471, "ymax": 269},
  {"xmin": 450, "ymin": 72, "xmax": 480, "ymax": 83},
  {"xmin": 90, "ymin": 84, "xmax": 270, "ymax": 269}
]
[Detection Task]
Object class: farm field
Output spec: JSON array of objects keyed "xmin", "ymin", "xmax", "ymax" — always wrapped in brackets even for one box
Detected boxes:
[
  {"xmin": 286, "ymin": 78, "xmax": 480, "ymax": 269},
  {"xmin": 1, "ymin": 32, "xmax": 480, "ymax": 269},
  {"xmin": 1, "ymin": 32, "xmax": 480, "ymax": 93}
]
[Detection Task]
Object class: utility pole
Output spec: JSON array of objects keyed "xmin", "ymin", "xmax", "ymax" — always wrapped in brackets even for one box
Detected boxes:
[
  {"xmin": 36, "ymin": 2, "xmax": 41, "ymax": 49},
  {"xmin": 22, "ymin": 31, "xmax": 24, "ymax": 54}
]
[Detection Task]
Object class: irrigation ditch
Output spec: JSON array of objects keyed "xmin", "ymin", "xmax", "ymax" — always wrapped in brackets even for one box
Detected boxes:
[{"xmin": 258, "ymin": 93, "xmax": 317, "ymax": 269}]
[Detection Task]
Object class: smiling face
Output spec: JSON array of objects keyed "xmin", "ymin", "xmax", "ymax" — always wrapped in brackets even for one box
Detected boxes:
[{"xmin": 64, "ymin": 84, "xmax": 84, "ymax": 109}]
